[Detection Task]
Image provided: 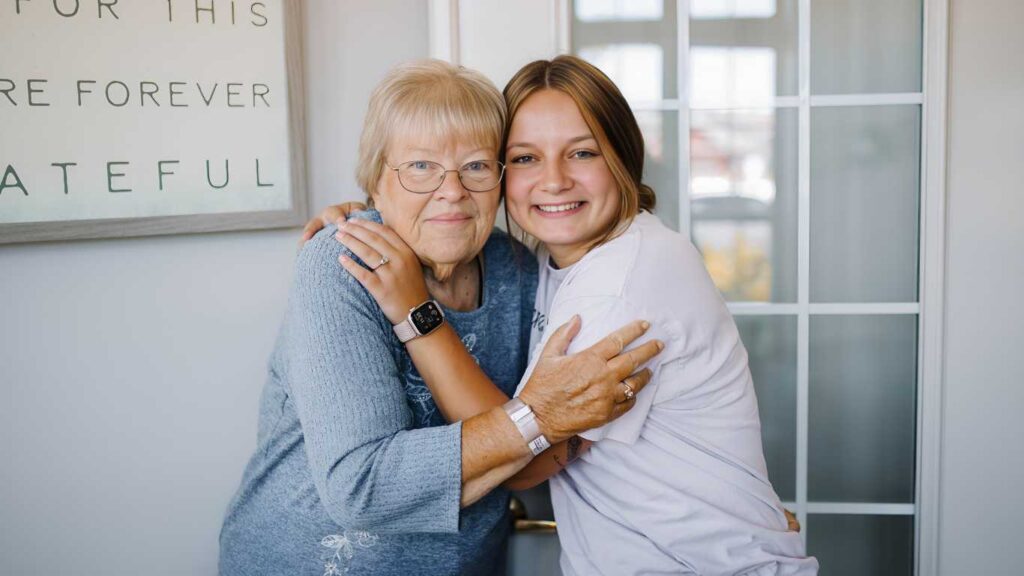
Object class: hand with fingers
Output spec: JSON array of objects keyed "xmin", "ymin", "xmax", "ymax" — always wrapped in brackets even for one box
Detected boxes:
[
  {"xmin": 519, "ymin": 316, "xmax": 663, "ymax": 445},
  {"xmin": 784, "ymin": 509, "xmax": 801, "ymax": 533},
  {"xmin": 335, "ymin": 218, "xmax": 430, "ymax": 325},
  {"xmin": 299, "ymin": 201, "xmax": 369, "ymax": 245}
]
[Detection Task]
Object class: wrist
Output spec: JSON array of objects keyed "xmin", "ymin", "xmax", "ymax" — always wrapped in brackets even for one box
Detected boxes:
[
  {"xmin": 502, "ymin": 397, "xmax": 551, "ymax": 456},
  {"xmin": 383, "ymin": 291, "xmax": 430, "ymax": 325},
  {"xmin": 392, "ymin": 298, "xmax": 445, "ymax": 343},
  {"xmin": 516, "ymin": 390, "xmax": 552, "ymax": 442}
]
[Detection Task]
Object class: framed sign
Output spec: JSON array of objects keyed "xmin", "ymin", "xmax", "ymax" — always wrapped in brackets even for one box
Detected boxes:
[{"xmin": 0, "ymin": 0, "xmax": 307, "ymax": 244}]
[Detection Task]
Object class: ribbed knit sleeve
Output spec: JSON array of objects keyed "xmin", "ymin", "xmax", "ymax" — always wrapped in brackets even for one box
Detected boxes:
[{"xmin": 283, "ymin": 227, "xmax": 462, "ymax": 534}]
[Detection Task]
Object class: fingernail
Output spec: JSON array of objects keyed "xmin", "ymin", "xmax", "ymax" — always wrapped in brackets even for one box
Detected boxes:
[
  {"xmin": 656, "ymin": 340, "xmax": 664, "ymax": 351},
  {"xmin": 641, "ymin": 320, "xmax": 651, "ymax": 330}
]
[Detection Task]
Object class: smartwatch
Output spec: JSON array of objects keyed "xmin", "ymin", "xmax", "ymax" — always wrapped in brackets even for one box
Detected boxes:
[{"xmin": 393, "ymin": 299, "xmax": 445, "ymax": 343}]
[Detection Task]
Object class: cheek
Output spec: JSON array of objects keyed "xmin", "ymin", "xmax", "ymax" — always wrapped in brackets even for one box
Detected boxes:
[
  {"xmin": 376, "ymin": 193, "xmax": 422, "ymax": 236},
  {"xmin": 504, "ymin": 176, "xmax": 531, "ymax": 214},
  {"xmin": 474, "ymin": 198, "xmax": 501, "ymax": 239},
  {"xmin": 584, "ymin": 171, "xmax": 619, "ymax": 207}
]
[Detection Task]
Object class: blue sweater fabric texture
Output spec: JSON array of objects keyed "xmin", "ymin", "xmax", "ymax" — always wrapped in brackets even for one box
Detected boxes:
[{"xmin": 220, "ymin": 210, "xmax": 538, "ymax": 576}]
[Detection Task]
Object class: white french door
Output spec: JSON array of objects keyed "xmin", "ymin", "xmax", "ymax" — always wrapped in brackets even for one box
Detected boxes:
[{"xmin": 433, "ymin": 1, "xmax": 948, "ymax": 573}]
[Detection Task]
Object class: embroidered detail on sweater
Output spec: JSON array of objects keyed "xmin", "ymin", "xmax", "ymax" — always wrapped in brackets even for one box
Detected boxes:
[
  {"xmin": 461, "ymin": 333, "xmax": 482, "ymax": 365},
  {"xmin": 320, "ymin": 531, "xmax": 379, "ymax": 575}
]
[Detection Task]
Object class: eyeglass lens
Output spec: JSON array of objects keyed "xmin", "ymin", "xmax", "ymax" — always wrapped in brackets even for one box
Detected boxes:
[{"xmin": 397, "ymin": 160, "xmax": 503, "ymax": 193}]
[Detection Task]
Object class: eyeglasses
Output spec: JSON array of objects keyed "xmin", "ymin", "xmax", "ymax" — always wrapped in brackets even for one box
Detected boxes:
[{"xmin": 385, "ymin": 159, "xmax": 505, "ymax": 194}]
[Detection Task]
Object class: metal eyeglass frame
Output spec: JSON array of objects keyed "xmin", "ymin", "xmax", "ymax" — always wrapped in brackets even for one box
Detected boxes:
[{"xmin": 385, "ymin": 160, "xmax": 506, "ymax": 194}]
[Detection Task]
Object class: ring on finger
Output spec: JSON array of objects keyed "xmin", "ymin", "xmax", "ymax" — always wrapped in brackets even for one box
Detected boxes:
[
  {"xmin": 618, "ymin": 380, "xmax": 636, "ymax": 403},
  {"xmin": 372, "ymin": 255, "xmax": 390, "ymax": 270}
]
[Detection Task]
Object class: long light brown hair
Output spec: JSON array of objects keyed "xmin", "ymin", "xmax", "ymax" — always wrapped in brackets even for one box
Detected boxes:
[{"xmin": 503, "ymin": 55, "xmax": 657, "ymax": 246}]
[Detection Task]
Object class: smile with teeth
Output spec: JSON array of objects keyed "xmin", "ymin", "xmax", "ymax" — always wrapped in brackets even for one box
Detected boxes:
[{"xmin": 536, "ymin": 202, "xmax": 583, "ymax": 213}]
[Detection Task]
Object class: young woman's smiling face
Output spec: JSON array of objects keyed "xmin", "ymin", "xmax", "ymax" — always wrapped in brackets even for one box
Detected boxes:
[{"xmin": 504, "ymin": 89, "xmax": 621, "ymax": 268}]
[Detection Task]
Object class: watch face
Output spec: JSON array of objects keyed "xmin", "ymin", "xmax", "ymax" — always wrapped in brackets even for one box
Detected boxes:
[{"xmin": 410, "ymin": 301, "xmax": 444, "ymax": 335}]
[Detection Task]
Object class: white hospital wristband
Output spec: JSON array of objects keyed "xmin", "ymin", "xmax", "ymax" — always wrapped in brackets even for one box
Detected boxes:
[{"xmin": 502, "ymin": 397, "xmax": 551, "ymax": 456}]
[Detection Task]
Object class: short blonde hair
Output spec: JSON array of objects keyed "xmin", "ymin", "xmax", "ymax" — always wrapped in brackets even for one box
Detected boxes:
[{"xmin": 357, "ymin": 60, "xmax": 506, "ymax": 203}]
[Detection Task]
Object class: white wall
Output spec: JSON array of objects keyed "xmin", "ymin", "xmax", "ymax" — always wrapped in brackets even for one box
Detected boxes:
[
  {"xmin": 304, "ymin": 0, "xmax": 429, "ymax": 211},
  {"xmin": 457, "ymin": 0, "xmax": 562, "ymax": 89},
  {"xmin": 0, "ymin": 1, "xmax": 428, "ymax": 574},
  {"xmin": 4, "ymin": 0, "xmax": 1024, "ymax": 574},
  {"xmin": 939, "ymin": 0, "xmax": 1024, "ymax": 574}
]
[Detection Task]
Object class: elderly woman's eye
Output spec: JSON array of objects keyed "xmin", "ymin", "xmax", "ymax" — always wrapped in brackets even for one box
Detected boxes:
[
  {"xmin": 407, "ymin": 161, "xmax": 433, "ymax": 172},
  {"xmin": 463, "ymin": 161, "xmax": 488, "ymax": 172}
]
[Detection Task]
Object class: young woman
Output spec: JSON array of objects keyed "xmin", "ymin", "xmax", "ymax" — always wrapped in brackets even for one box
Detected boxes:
[{"xmin": 323, "ymin": 56, "xmax": 818, "ymax": 575}]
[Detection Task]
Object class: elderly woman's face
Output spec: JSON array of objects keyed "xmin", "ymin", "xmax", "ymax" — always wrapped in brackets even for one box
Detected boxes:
[{"xmin": 373, "ymin": 136, "xmax": 501, "ymax": 274}]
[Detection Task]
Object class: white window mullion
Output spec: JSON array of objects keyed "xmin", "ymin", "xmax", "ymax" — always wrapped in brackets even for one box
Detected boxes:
[
  {"xmin": 629, "ymin": 100, "xmax": 682, "ymax": 111},
  {"xmin": 728, "ymin": 303, "xmax": 802, "ymax": 316},
  {"xmin": 807, "ymin": 502, "xmax": 916, "ymax": 516},
  {"xmin": 678, "ymin": 0, "xmax": 692, "ymax": 239},
  {"xmin": 689, "ymin": 96, "xmax": 802, "ymax": 110},
  {"xmin": 810, "ymin": 93, "xmax": 924, "ymax": 107},
  {"xmin": 796, "ymin": 0, "xmax": 812, "ymax": 545},
  {"xmin": 554, "ymin": 0, "xmax": 571, "ymax": 55},
  {"xmin": 808, "ymin": 303, "xmax": 921, "ymax": 315},
  {"xmin": 728, "ymin": 302, "xmax": 921, "ymax": 316}
]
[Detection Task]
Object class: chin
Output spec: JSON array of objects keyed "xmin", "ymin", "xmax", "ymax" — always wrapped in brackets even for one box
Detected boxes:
[
  {"xmin": 521, "ymin": 223, "xmax": 582, "ymax": 246},
  {"xmin": 422, "ymin": 244, "xmax": 479, "ymax": 266}
]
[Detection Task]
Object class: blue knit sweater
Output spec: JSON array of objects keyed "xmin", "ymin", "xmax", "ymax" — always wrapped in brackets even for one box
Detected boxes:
[{"xmin": 220, "ymin": 210, "xmax": 538, "ymax": 575}]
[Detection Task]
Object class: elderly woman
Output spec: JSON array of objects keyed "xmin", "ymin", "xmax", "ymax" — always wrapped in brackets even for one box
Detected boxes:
[{"xmin": 218, "ymin": 61, "xmax": 660, "ymax": 575}]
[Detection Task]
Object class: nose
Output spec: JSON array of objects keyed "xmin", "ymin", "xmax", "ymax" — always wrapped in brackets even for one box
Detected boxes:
[
  {"xmin": 539, "ymin": 157, "xmax": 571, "ymax": 194},
  {"xmin": 432, "ymin": 169, "xmax": 471, "ymax": 202}
]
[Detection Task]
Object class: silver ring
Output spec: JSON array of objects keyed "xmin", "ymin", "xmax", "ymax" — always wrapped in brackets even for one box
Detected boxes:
[
  {"xmin": 374, "ymin": 255, "xmax": 390, "ymax": 270},
  {"xmin": 620, "ymin": 380, "xmax": 635, "ymax": 403}
]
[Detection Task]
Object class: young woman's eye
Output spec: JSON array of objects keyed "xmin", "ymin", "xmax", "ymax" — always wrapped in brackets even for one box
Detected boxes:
[
  {"xmin": 571, "ymin": 150, "xmax": 598, "ymax": 160},
  {"xmin": 510, "ymin": 155, "xmax": 536, "ymax": 165}
]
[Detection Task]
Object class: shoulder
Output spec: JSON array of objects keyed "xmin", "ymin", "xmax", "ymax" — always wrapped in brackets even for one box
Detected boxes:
[
  {"xmin": 556, "ymin": 214, "xmax": 649, "ymax": 300},
  {"xmin": 293, "ymin": 217, "xmax": 379, "ymax": 316},
  {"xmin": 625, "ymin": 212, "xmax": 719, "ymax": 297},
  {"xmin": 481, "ymin": 227, "xmax": 539, "ymax": 294},
  {"xmin": 482, "ymin": 227, "xmax": 537, "ymax": 270},
  {"xmin": 297, "ymin": 209, "xmax": 383, "ymax": 279}
]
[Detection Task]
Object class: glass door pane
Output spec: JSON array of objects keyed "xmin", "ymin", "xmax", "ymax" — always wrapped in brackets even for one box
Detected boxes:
[
  {"xmin": 809, "ymin": 105, "xmax": 921, "ymax": 303},
  {"xmin": 810, "ymin": 0, "xmax": 923, "ymax": 94},
  {"xmin": 691, "ymin": 108, "xmax": 798, "ymax": 302},
  {"xmin": 690, "ymin": 0, "xmax": 799, "ymax": 103},
  {"xmin": 737, "ymin": 315, "xmax": 798, "ymax": 501},
  {"xmin": 573, "ymin": 0, "xmax": 679, "ymax": 101},
  {"xmin": 807, "ymin": 514, "xmax": 914, "ymax": 576},
  {"xmin": 808, "ymin": 315, "xmax": 918, "ymax": 503},
  {"xmin": 637, "ymin": 111, "xmax": 682, "ymax": 230}
]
